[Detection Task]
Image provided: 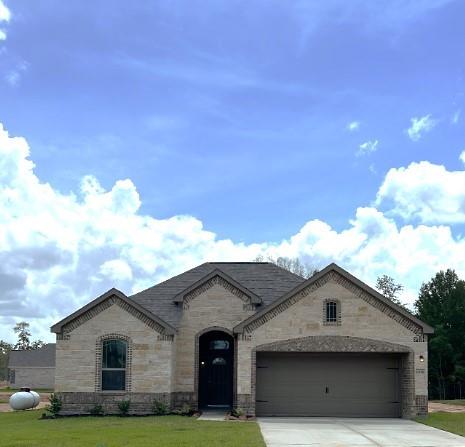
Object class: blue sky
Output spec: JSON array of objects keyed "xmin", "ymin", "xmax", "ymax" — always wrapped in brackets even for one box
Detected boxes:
[{"xmin": 0, "ymin": 0, "xmax": 465, "ymax": 341}]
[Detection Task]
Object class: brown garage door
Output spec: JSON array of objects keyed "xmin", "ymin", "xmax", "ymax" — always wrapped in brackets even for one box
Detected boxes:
[{"xmin": 256, "ymin": 352, "xmax": 401, "ymax": 417}]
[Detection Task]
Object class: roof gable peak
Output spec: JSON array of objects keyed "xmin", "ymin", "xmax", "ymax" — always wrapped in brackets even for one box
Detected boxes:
[
  {"xmin": 173, "ymin": 268, "xmax": 262, "ymax": 305},
  {"xmin": 234, "ymin": 262, "xmax": 433, "ymax": 335},
  {"xmin": 51, "ymin": 288, "xmax": 176, "ymax": 335}
]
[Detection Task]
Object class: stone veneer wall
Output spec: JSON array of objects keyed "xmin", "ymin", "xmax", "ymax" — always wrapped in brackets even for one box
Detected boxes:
[
  {"xmin": 55, "ymin": 301, "xmax": 174, "ymax": 415},
  {"xmin": 236, "ymin": 278, "xmax": 428, "ymax": 417}
]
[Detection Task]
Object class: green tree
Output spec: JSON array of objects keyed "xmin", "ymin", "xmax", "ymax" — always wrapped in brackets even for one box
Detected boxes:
[
  {"xmin": 14, "ymin": 322, "xmax": 32, "ymax": 350},
  {"xmin": 13, "ymin": 322, "xmax": 45, "ymax": 351},
  {"xmin": 375, "ymin": 275, "xmax": 406, "ymax": 307},
  {"xmin": 414, "ymin": 269, "xmax": 465, "ymax": 399}
]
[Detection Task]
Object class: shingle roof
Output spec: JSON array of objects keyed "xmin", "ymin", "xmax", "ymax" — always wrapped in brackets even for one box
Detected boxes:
[
  {"xmin": 130, "ymin": 262, "xmax": 305, "ymax": 327},
  {"xmin": 8, "ymin": 343, "xmax": 56, "ymax": 368}
]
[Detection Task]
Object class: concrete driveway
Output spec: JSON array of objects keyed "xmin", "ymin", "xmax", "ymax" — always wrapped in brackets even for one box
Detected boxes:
[{"xmin": 258, "ymin": 417, "xmax": 465, "ymax": 447}]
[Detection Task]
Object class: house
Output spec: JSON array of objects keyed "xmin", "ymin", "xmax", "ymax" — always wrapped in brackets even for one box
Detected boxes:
[
  {"xmin": 51, "ymin": 262, "xmax": 433, "ymax": 417},
  {"xmin": 8, "ymin": 343, "xmax": 56, "ymax": 389}
]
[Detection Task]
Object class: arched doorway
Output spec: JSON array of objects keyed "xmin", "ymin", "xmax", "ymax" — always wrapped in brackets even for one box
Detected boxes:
[{"xmin": 198, "ymin": 330, "xmax": 234, "ymax": 409}]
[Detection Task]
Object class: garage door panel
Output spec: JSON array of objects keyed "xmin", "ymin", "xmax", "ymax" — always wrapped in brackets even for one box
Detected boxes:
[{"xmin": 256, "ymin": 353, "xmax": 401, "ymax": 417}]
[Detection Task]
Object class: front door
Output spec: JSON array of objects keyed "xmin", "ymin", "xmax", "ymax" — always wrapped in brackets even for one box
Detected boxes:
[{"xmin": 198, "ymin": 331, "xmax": 234, "ymax": 408}]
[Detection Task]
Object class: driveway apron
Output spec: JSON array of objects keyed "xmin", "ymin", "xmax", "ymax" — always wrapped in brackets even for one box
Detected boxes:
[{"xmin": 258, "ymin": 417, "xmax": 465, "ymax": 447}]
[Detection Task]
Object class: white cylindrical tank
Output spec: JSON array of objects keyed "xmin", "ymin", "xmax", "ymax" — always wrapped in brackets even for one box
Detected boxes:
[
  {"xmin": 9, "ymin": 391, "xmax": 35, "ymax": 410},
  {"xmin": 29, "ymin": 391, "xmax": 40, "ymax": 408}
]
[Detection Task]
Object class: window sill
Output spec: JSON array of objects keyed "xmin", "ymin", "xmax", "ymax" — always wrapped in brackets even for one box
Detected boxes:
[{"xmin": 97, "ymin": 390, "xmax": 128, "ymax": 394}]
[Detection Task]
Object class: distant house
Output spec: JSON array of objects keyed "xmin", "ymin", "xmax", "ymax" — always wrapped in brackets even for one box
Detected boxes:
[{"xmin": 8, "ymin": 344, "xmax": 56, "ymax": 389}]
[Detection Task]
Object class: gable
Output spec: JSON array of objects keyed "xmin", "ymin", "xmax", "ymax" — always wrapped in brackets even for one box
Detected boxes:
[
  {"xmin": 173, "ymin": 269, "xmax": 262, "ymax": 310},
  {"xmin": 51, "ymin": 289, "xmax": 176, "ymax": 337},
  {"xmin": 234, "ymin": 264, "xmax": 433, "ymax": 336}
]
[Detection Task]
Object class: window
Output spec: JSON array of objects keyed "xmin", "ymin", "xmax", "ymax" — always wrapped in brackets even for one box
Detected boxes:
[
  {"xmin": 326, "ymin": 301, "xmax": 337, "ymax": 322},
  {"xmin": 8, "ymin": 369, "xmax": 15, "ymax": 385},
  {"xmin": 102, "ymin": 339, "xmax": 127, "ymax": 391},
  {"xmin": 324, "ymin": 299, "xmax": 340, "ymax": 325},
  {"xmin": 212, "ymin": 357, "xmax": 227, "ymax": 365},
  {"xmin": 209, "ymin": 340, "xmax": 230, "ymax": 350}
]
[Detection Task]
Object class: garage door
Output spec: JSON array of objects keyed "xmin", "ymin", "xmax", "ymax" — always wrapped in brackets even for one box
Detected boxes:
[{"xmin": 256, "ymin": 352, "xmax": 400, "ymax": 417}]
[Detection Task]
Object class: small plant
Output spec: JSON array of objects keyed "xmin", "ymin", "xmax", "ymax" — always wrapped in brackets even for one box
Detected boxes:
[
  {"xmin": 117, "ymin": 399, "xmax": 131, "ymax": 416},
  {"xmin": 231, "ymin": 407, "xmax": 244, "ymax": 418},
  {"xmin": 152, "ymin": 399, "xmax": 168, "ymax": 416},
  {"xmin": 46, "ymin": 393, "xmax": 62, "ymax": 417},
  {"xmin": 173, "ymin": 402, "xmax": 192, "ymax": 416},
  {"xmin": 90, "ymin": 404, "xmax": 104, "ymax": 416}
]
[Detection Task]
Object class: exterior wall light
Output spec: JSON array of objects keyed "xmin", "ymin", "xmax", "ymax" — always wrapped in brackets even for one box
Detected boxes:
[{"xmin": 419, "ymin": 355, "xmax": 425, "ymax": 362}]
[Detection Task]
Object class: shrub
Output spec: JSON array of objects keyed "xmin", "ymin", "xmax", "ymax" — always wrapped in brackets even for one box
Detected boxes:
[
  {"xmin": 117, "ymin": 399, "xmax": 131, "ymax": 416},
  {"xmin": 90, "ymin": 404, "xmax": 104, "ymax": 416},
  {"xmin": 46, "ymin": 393, "xmax": 62, "ymax": 417},
  {"xmin": 152, "ymin": 399, "xmax": 168, "ymax": 416},
  {"xmin": 173, "ymin": 403, "xmax": 192, "ymax": 416},
  {"xmin": 231, "ymin": 407, "xmax": 244, "ymax": 418}
]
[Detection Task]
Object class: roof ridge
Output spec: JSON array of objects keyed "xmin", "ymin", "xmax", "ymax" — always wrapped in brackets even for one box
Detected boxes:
[
  {"xmin": 208, "ymin": 261, "xmax": 272, "ymax": 264},
  {"xmin": 130, "ymin": 262, "xmax": 212, "ymax": 297}
]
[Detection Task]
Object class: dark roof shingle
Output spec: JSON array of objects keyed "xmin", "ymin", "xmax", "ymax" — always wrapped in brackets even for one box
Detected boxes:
[
  {"xmin": 8, "ymin": 343, "xmax": 56, "ymax": 368},
  {"xmin": 130, "ymin": 262, "xmax": 304, "ymax": 327}
]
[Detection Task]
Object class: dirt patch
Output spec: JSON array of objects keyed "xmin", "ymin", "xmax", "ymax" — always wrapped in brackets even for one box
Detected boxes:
[
  {"xmin": 0, "ymin": 401, "xmax": 48, "ymax": 413},
  {"xmin": 428, "ymin": 402, "xmax": 465, "ymax": 413}
]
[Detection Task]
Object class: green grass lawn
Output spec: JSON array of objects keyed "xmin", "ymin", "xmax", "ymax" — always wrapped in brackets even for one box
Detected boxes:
[
  {"xmin": 416, "ymin": 412, "xmax": 465, "ymax": 437},
  {"xmin": 0, "ymin": 410, "xmax": 265, "ymax": 447},
  {"xmin": 432, "ymin": 400, "xmax": 465, "ymax": 406}
]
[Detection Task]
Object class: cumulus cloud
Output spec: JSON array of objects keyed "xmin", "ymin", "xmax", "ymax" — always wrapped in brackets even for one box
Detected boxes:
[
  {"xmin": 460, "ymin": 150, "xmax": 465, "ymax": 165},
  {"xmin": 346, "ymin": 121, "xmax": 360, "ymax": 132},
  {"xmin": 406, "ymin": 114, "xmax": 437, "ymax": 141},
  {"xmin": 1, "ymin": 122, "xmax": 465, "ymax": 342},
  {"xmin": 376, "ymin": 161, "xmax": 465, "ymax": 224},
  {"xmin": 452, "ymin": 110, "xmax": 461, "ymax": 125},
  {"xmin": 0, "ymin": 0, "xmax": 10, "ymax": 40},
  {"xmin": 357, "ymin": 139, "xmax": 378, "ymax": 156}
]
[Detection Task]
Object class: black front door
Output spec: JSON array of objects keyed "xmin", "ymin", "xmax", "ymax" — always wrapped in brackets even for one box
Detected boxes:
[{"xmin": 198, "ymin": 331, "xmax": 234, "ymax": 408}]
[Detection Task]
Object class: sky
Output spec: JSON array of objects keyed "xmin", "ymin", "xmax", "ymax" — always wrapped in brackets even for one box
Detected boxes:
[{"xmin": 0, "ymin": 0, "xmax": 464, "ymax": 343}]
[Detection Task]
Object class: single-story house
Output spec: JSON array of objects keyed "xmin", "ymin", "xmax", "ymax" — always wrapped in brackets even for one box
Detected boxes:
[
  {"xmin": 51, "ymin": 262, "xmax": 433, "ymax": 417},
  {"xmin": 8, "ymin": 343, "xmax": 56, "ymax": 389}
]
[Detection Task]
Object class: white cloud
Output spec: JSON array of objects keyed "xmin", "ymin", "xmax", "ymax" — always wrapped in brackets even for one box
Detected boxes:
[
  {"xmin": 4, "ymin": 61, "xmax": 28, "ymax": 87},
  {"xmin": 460, "ymin": 150, "xmax": 465, "ymax": 165},
  {"xmin": 376, "ymin": 161, "xmax": 465, "ymax": 224},
  {"xmin": 0, "ymin": 0, "xmax": 10, "ymax": 22},
  {"xmin": 346, "ymin": 121, "xmax": 360, "ymax": 132},
  {"xmin": 357, "ymin": 139, "xmax": 378, "ymax": 156},
  {"xmin": 1, "ymin": 122, "xmax": 465, "ymax": 343},
  {"xmin": 406, "ymin": 114, "xmax": 437, "ymax": 141},
  {"xmin": 452, "ymin": 110, "xmax": 461, "ymax": 125},
  {"xmin": 0, "ymin": 0, "xmax": 10, "ymax": 41}
]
